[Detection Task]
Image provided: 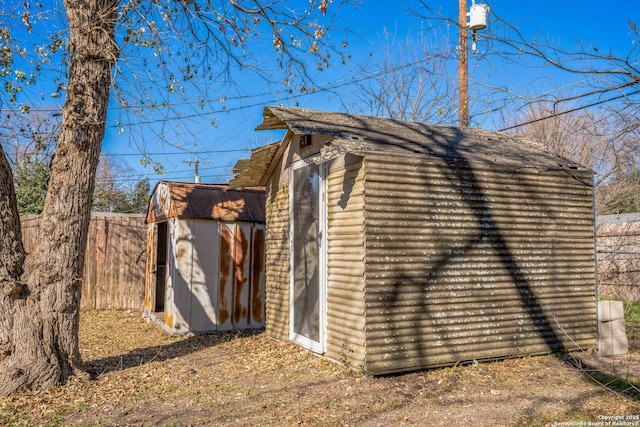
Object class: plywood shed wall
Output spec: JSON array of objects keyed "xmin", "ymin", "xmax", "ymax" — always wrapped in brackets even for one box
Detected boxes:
[
  {"xmin": 231, "ymin": 106, "xmax": 598, "ymax": 375},
  {"xmin": 144, "ymin": 182, "xmax": 266, "ymax": 335}
]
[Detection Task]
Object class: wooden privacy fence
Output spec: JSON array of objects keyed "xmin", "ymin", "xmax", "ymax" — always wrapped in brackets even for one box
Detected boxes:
[
  {"xmin": 597, "ymin": 213, "xmax": 640, "ymax": 302},
  {"xmin": 20, "ymin": 213, "xmax": 147, "ymax": 310}
]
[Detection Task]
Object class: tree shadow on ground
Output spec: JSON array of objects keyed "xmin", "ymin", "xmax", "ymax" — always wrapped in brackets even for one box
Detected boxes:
[{"xmin": 83, "ymin": 329, "xmax": 263, "ymax": 378}]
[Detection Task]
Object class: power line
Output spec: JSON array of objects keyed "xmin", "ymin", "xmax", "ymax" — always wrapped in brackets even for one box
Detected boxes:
[
  {"xmin": 104, "ymin": 148, "xmax": 250, "ymax": 157},
  {"xmin": 6, "ymin": 46, "xmax": 638, "ymax": 136},
  {"xmin": 94, "ymin": 165, "xmax": 228, "ymax": 183},
  {"xmin": 96, "ymin": 172, "xmax": 229, "ymax": 184},
  {"xmin": 2, "ymin": 54, "xmax": 445, "ymax": 122},
  {"xmin": 498, "ymin": 89, "xmax": 640, "ymax": 131}
]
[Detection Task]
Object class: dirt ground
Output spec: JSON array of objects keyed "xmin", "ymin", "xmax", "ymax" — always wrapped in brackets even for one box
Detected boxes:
[{"xmin": 1, "ymin": 310, "xmax": 640, "ymax": 426}]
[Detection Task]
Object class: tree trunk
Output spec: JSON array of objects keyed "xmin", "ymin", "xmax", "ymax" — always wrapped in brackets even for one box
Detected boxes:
[{"xmin": 0, "ymin": 0, "xmax": 117, "ymax": 396}]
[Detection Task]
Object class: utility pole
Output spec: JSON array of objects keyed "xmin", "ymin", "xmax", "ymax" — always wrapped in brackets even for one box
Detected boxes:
[
  {"xmin": 458, "ymin": 0, "xmax": 490, "ymax": 129},
  {"xmin": 458, "ymin": 0, "xmax": 469, "ymax": 128},
  {"xmin": 182, "ymin": 154, "xmax": 211, "ymax": 183}
]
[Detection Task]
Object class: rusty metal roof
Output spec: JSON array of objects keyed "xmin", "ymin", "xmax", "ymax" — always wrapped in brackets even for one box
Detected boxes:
[
  {"xmin": 146, "ymin": 181, "xmax": 266, "ymax": 223},
  {"xmin": 232, "ymin": 106, "xmax": 593, "ymax": 187}
]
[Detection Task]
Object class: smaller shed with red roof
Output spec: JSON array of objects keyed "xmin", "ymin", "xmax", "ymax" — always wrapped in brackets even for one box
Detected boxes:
[{"xmin": 143, "ymin": 181, "xmax": 266, "ymax": 335}]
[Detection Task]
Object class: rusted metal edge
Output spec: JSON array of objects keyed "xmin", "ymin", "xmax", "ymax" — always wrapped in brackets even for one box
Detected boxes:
[{"xmin": 141, "ymin": 308, "xmax": 186, "ymax": 336}]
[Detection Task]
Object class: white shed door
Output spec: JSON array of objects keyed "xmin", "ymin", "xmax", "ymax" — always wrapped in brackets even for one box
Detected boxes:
[{"xmin": 290, "ymin": 160, "xmax": 326, "ymax": 353}]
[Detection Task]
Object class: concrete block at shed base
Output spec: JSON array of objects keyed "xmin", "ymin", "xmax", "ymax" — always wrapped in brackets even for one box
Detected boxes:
[
  {"xmin": 598, "ymin": 335, "xmax": 628, "ymax": 356},
  {"xmin": 598, "ymin": 300, "xmax": 625, "ymax": 321},
  {"xmin": 599, "ymin": 319, "xmax": 627, "ymax": 339}
]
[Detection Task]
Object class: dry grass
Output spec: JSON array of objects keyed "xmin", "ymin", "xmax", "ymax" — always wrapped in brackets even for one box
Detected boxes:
[{"xmin": 1, "ymin": 310, "xmax": 639, "ymax": 426}]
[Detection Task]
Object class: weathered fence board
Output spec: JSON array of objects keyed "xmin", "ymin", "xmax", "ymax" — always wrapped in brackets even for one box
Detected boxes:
[{"xmin": 20, "ymin": 213, "xmax": 146, "ymax": 310}]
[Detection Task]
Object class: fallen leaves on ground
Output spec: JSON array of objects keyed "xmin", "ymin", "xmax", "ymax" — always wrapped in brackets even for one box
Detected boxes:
[{"xmin": 1, "ymin": 310, "xmax": 638, "ymax": 426}]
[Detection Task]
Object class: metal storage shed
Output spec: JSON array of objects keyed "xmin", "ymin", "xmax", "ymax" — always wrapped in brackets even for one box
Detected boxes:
[
  {"xmin": 143, "ymin": 181, "xmax": 266, "ymax": 335},
  {"xmin": 231, "ymin": 106, "xmax": 598, "ymax": 375}
]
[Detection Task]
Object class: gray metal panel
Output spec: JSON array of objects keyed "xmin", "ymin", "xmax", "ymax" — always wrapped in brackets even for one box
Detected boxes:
[
  {"xmin": 167, "ymin": 216, "xmax": 188, "ymax": 333},
  {"xmin": 188, "ymin": 219, "xmax": 220, "ymax": 333},
  {"xmin": 326, "ymin": 159, "xmax": 367, "ymax": 368},
  {"xmin": 264, "ymin": 183, "xmax": 290, "ymax": 340},
  {"xmin": 361, "ymin": 153, "xmax": 597, "ymax": 375}
]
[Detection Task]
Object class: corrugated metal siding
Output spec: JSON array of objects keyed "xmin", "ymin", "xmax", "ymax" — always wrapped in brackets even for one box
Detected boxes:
[
  {"xmin": 361, "ymin": 154, "xmax": 596, "ymax": 375},
  {"xmin": 265, "ymin": 183, "xmax": 290, "ymax": 340},
  {"xmin": 326, "ymin": 160, "xmax": 367, "ymax": 368}
]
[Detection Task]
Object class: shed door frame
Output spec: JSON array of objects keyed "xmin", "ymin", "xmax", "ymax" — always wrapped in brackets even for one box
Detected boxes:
[
  {"xmin": 289, "ymin": 158, "xmax": 327, "ymax": 354},
  {"xmin": 153, "ymin": 221, "xmax": 168, "ymax": 313}
]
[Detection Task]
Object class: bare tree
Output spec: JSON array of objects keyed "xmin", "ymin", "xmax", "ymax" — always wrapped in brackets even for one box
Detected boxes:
[
  {"xmin": 504, "ymin": 103, "xmax": 640, "ymax": 214},
  {"xmin": 509, "ymin": 106, "xmax": 608, "ymax": 170},
  {"xmin": 0, "ymin": 113, "xmax": 59, "ymax": 166},
  {"xmin": 92, "ymin": 154, "xmax": 149, "ymax": 213},
  {"xmin": 0, "ymin": 112, "xmax": 59, "ymax": 213},
  {"xmin": 347, "ymin": 30, "xmax": 458, "ymax": 125},
  {"xmin": 0, "ymin": 0, "xmax": 349, "ymax": 396},
  {"xmin": 598, "ymin": 172, "xmax": 640, "ymax": 214}
]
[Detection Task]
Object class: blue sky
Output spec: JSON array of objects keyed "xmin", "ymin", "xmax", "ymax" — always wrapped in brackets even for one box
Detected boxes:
[{"xmin": 5, "ymin": 1, "xmax": 640, "ymax": 187}]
